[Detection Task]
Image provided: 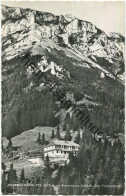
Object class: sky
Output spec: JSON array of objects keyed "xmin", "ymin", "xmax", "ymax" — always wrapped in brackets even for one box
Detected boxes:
[{"xmin": 2, "ymin": 1, "xmax": 125, "ymax": 35}]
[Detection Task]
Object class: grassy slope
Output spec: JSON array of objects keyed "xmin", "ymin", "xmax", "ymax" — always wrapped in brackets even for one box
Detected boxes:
[
  {"xmin": 2, "ymin": 126, "xmax": 79, "ymax": 179},
  {"xmin": 3, "ymin": 126, "xmax": 79, "ymax": 151}
]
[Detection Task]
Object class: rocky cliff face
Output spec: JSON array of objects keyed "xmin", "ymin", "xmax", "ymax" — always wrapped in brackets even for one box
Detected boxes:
[
  {"xmin": 2, "ymin": 5, "xmax": 125, "ymax": 78},
  {"xmin": 2, "ymin": 5, "xmax": 124, "ymax": 138}
]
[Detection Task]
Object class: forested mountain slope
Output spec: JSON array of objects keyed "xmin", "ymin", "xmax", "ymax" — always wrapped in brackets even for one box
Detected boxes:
[{"xmin": 2, "ymin": 5, "xmax": 124, "ymax": 139}]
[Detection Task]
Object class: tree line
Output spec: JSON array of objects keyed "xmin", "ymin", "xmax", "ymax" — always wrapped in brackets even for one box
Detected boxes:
[{"xmin": 36, "ymin": 124, "xmax": 81, "ymax": 145}]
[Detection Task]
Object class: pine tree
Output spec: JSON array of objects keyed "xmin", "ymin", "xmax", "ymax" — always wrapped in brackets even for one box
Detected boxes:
[
  {"xmin": 37, "ymin": 132, "xmax": 41, "ymax": 144},
  {"xmin": 73, "ymin": 122, "xmax": 79, "ymax": 132},
  {"xmin": 41, "ymin": 133, "xmax": 45, "ymax": 145},
  {"xmin": 7, "ymin": 138, "xmax": 12, "ymax": 149},
  {"xmin": 75, "ymin": 130, "xmax": 81, "ymax": 144},
  {"xmin": 65, "ymin": 113, "xmax": 71, "ymax": 129},
  {"xmin": 10, "ymin": 163, "xmax": 13, "ymax": 170},
  {"xmin": 51, "ymin": 129, "xmax": 55, "ymax": 139},
  {"xmin": 44, "ymin": 155, "xmax": 51, "ymax": 178},
  {"xmin": 8, "ymin": 163, "xmax": 17, "ymax": 183},
  {"xmin": 62, "ymin": 123, "xmax": 67, "ymax": 132},
  {"xmin": 2, "ymin": 163, "xmax": 6, "ymax": 171},
  {"xmin": 56, "ymin": 126, "xmax": 61, "ymax": 140},
  {"xmin": 12, "ymin": 169, "xmax": 17, "ymax": 183},
  {"xmin": 65, "ymin": 129, "xmax": 72, "ymax": 141},
  {"xmin": 45, "ymin": 155, "xmax": 50, "ymax": 168},
  {"xmin": 20, "ymin": 169, "xmax": 25, "ymax": 181},
  {"xmin": 2, "ymin": 170, "xmax": 7, "ymax": 194}
]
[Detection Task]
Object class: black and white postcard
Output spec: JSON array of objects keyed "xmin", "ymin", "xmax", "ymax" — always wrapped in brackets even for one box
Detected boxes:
[{"xmin": 1, "ymin": 1, "xmax": 125, "ymax": 195}]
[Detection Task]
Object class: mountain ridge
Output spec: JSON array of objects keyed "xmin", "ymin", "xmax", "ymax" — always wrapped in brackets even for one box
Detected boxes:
[
  {"xmin": 2, "ymin": 5, "xmax": 125, "ymax": 81},
  {"xmin": 2, "ymin": 5, "xmax": 124, "ymax": 139}
]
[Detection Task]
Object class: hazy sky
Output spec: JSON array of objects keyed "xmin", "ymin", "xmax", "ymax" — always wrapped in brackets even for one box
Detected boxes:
[{"xmin": 2, "ymin": 1, "xmax": 125, "ymax": 35}]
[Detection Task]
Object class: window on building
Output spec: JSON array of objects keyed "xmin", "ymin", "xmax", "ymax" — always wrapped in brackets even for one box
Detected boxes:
[{"xmin": 56, "ymin": 145, "xmax": 61, "ymax": 148}]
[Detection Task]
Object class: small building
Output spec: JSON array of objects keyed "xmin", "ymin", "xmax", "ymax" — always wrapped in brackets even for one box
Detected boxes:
[{"xmin": 44, "ymin": 140, "xmax": 79, "ymax": 165}]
